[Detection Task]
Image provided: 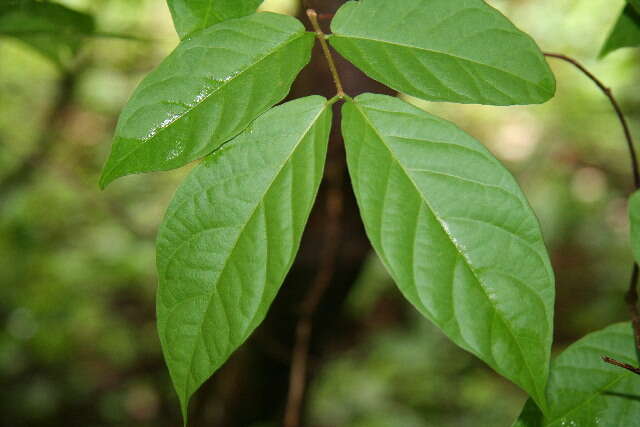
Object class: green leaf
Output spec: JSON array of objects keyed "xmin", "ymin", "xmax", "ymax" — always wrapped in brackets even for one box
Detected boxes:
[
  {"xmin": 0, "ymin": 0, "xmax": 94, "ymax": 66},
  {"xmin": 629, "ymin": 191, "xmax": 640, "ymax": 264},
  {"xmin": 329, "ymin": 0, "xmax": 555, "ymax": 105},
  {"xmin": 600, "ymin": 4, "xmax": 640, "ymax": 58},
  {"xmin": 629, "ymin": 0, "xmax": 640, "ymax": 15},
  {"xmin": 513, "ymin": 323, "xmax": 640, "ymax": 426},
  {"xmin": 167, "ymin": 0, "xmax": 264, "ymax": 39},
  {"xmin": 99, "ymin": 12, "xmax": 314, "ymax": 188},
  {"xmin": 341, "ymin": 93, "xmax": 555, "ymax": 410},
  {"xmin": 156, "ymin": 96, "xmax": 332, "ymax": 422}
]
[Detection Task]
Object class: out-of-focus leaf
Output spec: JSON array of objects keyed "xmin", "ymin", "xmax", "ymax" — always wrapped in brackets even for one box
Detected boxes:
[
  {"xmin": 329, "ymin": 0, "xmax": 555, "ymax": 105},
  {"xmin": 628, "ymin": 191, "xmax": 640, "ymax": 264},
  {"xmin": 99, "ymin": 12, "xmax": 314, "ymax": 188},
  {"xmin": 600, "ymin": 4, "xmax": 640, "ymax": 58},
  {"xmin": 156, "ymin": 96, "xmax": 332, "ymax": 422},
  {"xmin": 513, "ymin": 323, "xmax": 640, "ymax": 426},
  {"xmin": 167, "ymin": 0, "xmax": 264, "ymax": 39},
  {"xmin": 341, "ymin": 93, "xmax": 555, "ymax": 411},
  {"xmin": 0, "ymin": 0, "xmax": 94, "ymax": 66}
]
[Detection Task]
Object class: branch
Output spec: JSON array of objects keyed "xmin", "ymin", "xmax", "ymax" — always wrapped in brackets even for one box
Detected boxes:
[
  {"xmin": 283, "ymin": 146, "xmax": 345, "ymax": 427},
  {"xmin": 543, "ymin": 53, "xmax": 640, "ymax": 188},
  {"xmin": 307, "ymin": 9, "xmax": 345, "ymax": 98},
  {"xmin": 627, "ymin": 264, "xmax": 640, "ymax": 353},
  {"xmin": 602, "ymin": 356, "xmax": 640, "ymax": 376},
  {"xmin": 281, "ymin": 10, "xmax": 351, "ymax": 426},
  {"xmin": 544, "ymin": 52, "xmax": 640, "ymax": 367}
]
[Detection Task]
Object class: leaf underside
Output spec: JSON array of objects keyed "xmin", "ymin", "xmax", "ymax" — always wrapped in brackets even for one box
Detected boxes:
[
  {"xmin": 156, "ymin": 96, "xmax": 332, "ymax": 421},
  {"xmin": 0, "ymin": 0, "xmax": 94, "ymax": 66},
  {"xmin": 99, "ymin": 12, "xmax": 314, "ymax": 188},
  {"xmin": 167, "ymin": 0, "xmax": 264, "ymax": 39},
  {"xmin": 341, "ymin": 93, "xmax": 555, "ymax": 410},
  {"xmin": 513, "ymin": 323, "xmax": 640, "ymax": 427},
  {"xmin": 600, "ymin": 4, "xmax": 640, "ymax": 58},
  {"xmin": 329, "ymin": 0, "xmax": 555, "ymax": 105}
]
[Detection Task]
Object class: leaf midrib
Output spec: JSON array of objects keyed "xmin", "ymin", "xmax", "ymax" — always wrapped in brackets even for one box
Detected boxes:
[
  {"xmin": 332, "ymin": 33, "xmax": 548, "ymax": 92},
  {"xmin": 351, "ymin": 99, "xmax": 548, "ymax": 408},
  {"xmin": 102, "ymin": 29, "xmax": 307, "ymax": 184}
]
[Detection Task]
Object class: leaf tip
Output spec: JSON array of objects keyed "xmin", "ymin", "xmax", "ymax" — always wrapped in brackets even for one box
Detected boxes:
[
  {"xmin": 98, "ymin": 169, "xmax": 114, "ymax": 190},
  {"xmin": 535, "ymin": 62, "xmax": 557, "ymax": 104},
  {"xmin": 541, "ymin": 80, "xmax": 557, "ymax": 103},
  {"xmin": 98, "ymin": 153, "xmax": 127, "ymax": 189},
  {"xmin": 598, "ymin": 46, "xmax": 612, "ymax": 59}
]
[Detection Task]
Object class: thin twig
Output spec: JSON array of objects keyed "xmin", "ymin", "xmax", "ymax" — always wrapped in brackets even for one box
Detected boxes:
[
  {"xmin": 283, "ymin": 153, "xmax": 344, "ymax": 427},
  {"xmin": 283, "ymin": 10, "xmax": 348, "ymax": 425},
  {"xmin": 602, "ymin": 356, "xmax": 640, "ymax": 375},
  {"xmin": 307, "ymin": 9, "xmax": 345, "ymax": 98},
  {"xmin": 543, "ymin": 53, "xmax": 640, "ymax": 188},
  {"xmin": 544, "ymin": 52, "xmax": 640, "ymax": 365},
  {"xmin": 627, "ymin": 264, "xmax": 640, "ymax": 352}
]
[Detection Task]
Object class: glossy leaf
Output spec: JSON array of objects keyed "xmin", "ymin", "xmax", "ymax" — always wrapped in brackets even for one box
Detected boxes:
[
  {"xmin": 341, "ymin": 93, "xmax": 555, "ymax": 410},
  {"xmin": 0, "ymin": 0, "xmax": 94, "ymax": 66},
  {"xmin": 167, "ymin": 0, "xmax": 264, "ymax": 39},
  {"xmin": 629, "ymin": 191, "xmax": 640, "ymax": 264},
  {"xmin": 513, "ymin": 323, "xmax": 640, "ymax": 426},
  {"xmin": 600, "ymin": 4, "xmax": 640, "ymax": 58},
  {"xmin": 99, "ymin": 12, "xmax": 314, "ymax": 188},
  {"xmin": 156, "ymin": 96, "xmax": 332, "ymax": 421},
  {"xmin": 329, "ymin": 0, "xmax": 555, "ymax": 105}
]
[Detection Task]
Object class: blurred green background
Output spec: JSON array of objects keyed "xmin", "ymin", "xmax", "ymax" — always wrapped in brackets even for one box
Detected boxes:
[{"xmin": 1, "ymin": 0, "xmax": 639, "ymax": 425}]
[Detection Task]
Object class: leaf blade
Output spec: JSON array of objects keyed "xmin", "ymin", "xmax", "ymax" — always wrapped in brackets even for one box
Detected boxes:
[
  {"xmin": 0, "ymin": 0, "xmax": 94, "ymax": 66},
  {"xmin": 167, "ymin": 0, "xmax": 264, "ymax": 39},
  {"xmin": 600, "ymin": 4, "xmax": 640, "ymax": 58},
  {"xmin": 342, "ymin": 93, "xmax": 555, "ymax": 410},
  {"xmin": 329, "ymin": 0, "xmax": 555, "ymax": 105},
  {"xmin": 99, "ymin": 12, "xmax": 314, "ymax": 188},
  {"xmin": 156, "ymin": 96, "xmax": 332, "ymax": 421},
  {"xmin": 513, "ymin": 323, "xmax": 640, "ymax": 426}
]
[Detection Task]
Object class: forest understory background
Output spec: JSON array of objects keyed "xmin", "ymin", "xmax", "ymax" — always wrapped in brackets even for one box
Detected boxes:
[{"xmin": 1, "ymin": 0, "xmax": 639, "ymax": 425}]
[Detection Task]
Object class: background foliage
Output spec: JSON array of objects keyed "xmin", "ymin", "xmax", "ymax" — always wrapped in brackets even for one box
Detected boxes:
[{"xmin": 0, "ymin": 0, "xmax": 639, "ymax": 425}]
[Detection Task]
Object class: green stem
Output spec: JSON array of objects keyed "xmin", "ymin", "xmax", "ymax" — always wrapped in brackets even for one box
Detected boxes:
[{"xmin": 307, "ymin": 9, "xmax": 346, "ymax": 98}]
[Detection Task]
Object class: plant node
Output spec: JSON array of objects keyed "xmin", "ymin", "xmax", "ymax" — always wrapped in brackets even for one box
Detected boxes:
[{"xmin": 307, "ymin": 9, "xmax": 346, "ymax": 98}]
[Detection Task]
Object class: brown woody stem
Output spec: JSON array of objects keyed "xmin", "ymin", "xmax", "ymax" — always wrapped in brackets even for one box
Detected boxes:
[
  {"xmin": 627, "ymin": 264, "xmax": 640, "ymax": 353},
  {"xmin": 283, "ymin": 140, "xmax": 344, "ymax": 427},
  {"xmin": 602, "ymin": 356, "xmax": 640, "ymax": 375}
]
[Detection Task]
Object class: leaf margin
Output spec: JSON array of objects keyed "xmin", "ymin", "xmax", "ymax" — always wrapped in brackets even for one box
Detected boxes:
[
  {"xmin": 155, "ymin": 95, "xmax": 335, "ymax": 423},
  {"xmin": 99, "ymin": 12, "xmax": 315, "ymax": 188},
  {"xmin": 341, "ymin": 92, "xmax": 555, "ymax": 412},
  {"xmin": 166, "ymin": 0, "xmax": 265, "ymax": 39},
  {"xmin": 329, "ymin": 0, "xmax": 556, "ymax": 106},
  {"xmin": 512, "ymin": 322, "xmax": 639, "ymax": 427}
]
